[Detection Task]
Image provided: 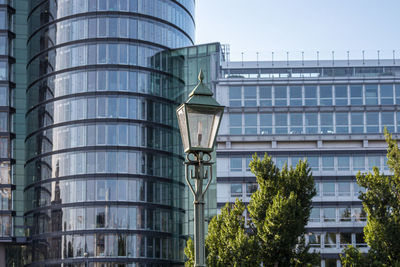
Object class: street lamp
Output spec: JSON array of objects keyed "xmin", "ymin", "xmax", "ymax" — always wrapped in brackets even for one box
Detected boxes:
[{"xmin": 176, "ymin": 70, "xmax": 224, "ymax": 267}]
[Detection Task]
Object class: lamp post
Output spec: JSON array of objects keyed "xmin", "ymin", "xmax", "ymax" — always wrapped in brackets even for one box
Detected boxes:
[{"xmin": 176, "ymin": 70, "xmax": 224, "ymax": 267}]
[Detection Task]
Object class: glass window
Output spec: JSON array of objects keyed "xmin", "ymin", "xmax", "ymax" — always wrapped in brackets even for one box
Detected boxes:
[
  {"xmin": 246, "ymin": 183, "xmax": 257, "ymax": 196},
  {"xmin": 368, "ymin": 155, "xmax": 381, "ymax": 170},
  {"xmin": 289, "ymin": 86, "xmax": 302, "ymax": 106},
  {"xmin": 274, "ymin": 86, "xmax": 287, "ymax": 106},
  {"xmin": 353, "ymin": 207, "xmax": 367, "ymax": 221},
  {"xmin": 355, "ymin": 233, "xmax": 367, "ymax": 247},
  {"xmin": 340, "ymin": 233, "xmax": 352, "ymax": 247},
  {"xmin": 336, "ymin": 112, "xmax": 348, "ymax": 133},
  {"xmin": 229, "ymin": 86, "xmax": 241, "ymax": 107},
  {"xmin": 0, "ymin": 87, "xmax": 7, "ymax": 106},
  {"xmin": 366, "ymin": 112, "xmax": 379, "ymax": 133},
  {"xmin": 365, "ymin": 84, "xmax": 378, "ymax": 105},
  {"xmin": 0, "ymin": 112, "xmax": 7, "ymax": 131},
  {"xmin": 324, "ymin": 233, "xmax": 337, "ymax": 248},
  {"xmin": 259, "ymin": 86, "xmax": 272, "ymax": 106},
  {"xmin": 320, "ymin": 113, "xmax": 333, "ymax": 134},
  {"xmin": 229, "ymin": 113, "xmax": 242, "ymax": 135},
  {"xmin": 290, "ymin": 113, "xmax": 303, "ymax": 134},
  {"xmin": 230, "ymin": 157, "xmax": 242, "ymax": 172},
  {"xmin": 380, "ymin": 84, "xmax": 393, "ymax": 105},
  {"xmin": 323, "ymin": 207, "xmax": 336, "ymax": 222},
  {"xmin": 396, "ymin": 84, "xmax": 400, "ymax": 104},
  {"xmin": 314, "ymin": 182, "xmax": 320, "ymax": 196},
  {"xmin": 260, "ymin": 114, "xmax": 272, "ymax": 135},
  {"xmin": 335, "ymin": 85, "xmax": 348, "ymax": 105},
  {"xmin": 338, "ymin": 156, "xmax": 350, "ymax": 171},
  {"xmin": 305, "ymin": 113, "xmax": 317, "ymax": 134},
  {"xmin": 310, "ymin": 208, "xmax": 320, "ymax": 222},
  {"xmin": 381, "ymin": 112, "xmax": 394, "ymax": 133},
  {"xmin": 350, "ymin": 84, "xmax": 363, "ymax": 105},
  {"xmin": 323, "ymin": 182, "xmax": 335, "ymax": 196},
  {"xmin": 275, "ymin": 113, "xmax": 287, "ymax": 134},
  {"xmin": 305, "ymin": 86, "xmax": 317, "ymax": 106},
  {"xmin": 244, "ymin": 86, "xmax": 257, "ymax": 106},
  {"xmin": 306, "ymin": 156, "xmax": 319, "ymax": 171},
  {"xmin": 245, "ymin": 157, "xmax": 252, "ymax": 172},
  {"xmin": 351, "ymin": 112, "xmax": 364, "ymax": 133},
  {"xmin": 230, "ymin": 184, "xmax": 242, "ymax": 196},
  {"xmin": 353, "ymin": 183, "xmax": 366, "ymax": 197},
  {"xmin": 308, "ymin": 233, "xmax": 321, "ymax": 247},
  {"xmin": 338, "ymin": 182, "xmax": 351, "ymax": 196},
  {"xmin": 320, "ymin": 85, "xmax": 332, "ymax": 106},
  {"xmin": 339, "ymin": 207, "xmax": 351, "ymax": 221},
  {"xmin": 322, "ymin": 156, "xmax": 334, "ymax": 171},
  {"xmin": 353, "ymin": 155, "xmax": 365, "ymax": 171},
  {"xmin": 244, "ymin": 113, "xmax": 257, "ymax": 134},
  {"xmin": 275, "ymin": 156, "xmax": 288, "ymax": 170}
]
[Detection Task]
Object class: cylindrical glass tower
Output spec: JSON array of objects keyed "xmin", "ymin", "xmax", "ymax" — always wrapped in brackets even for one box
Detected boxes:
[{"xmin": 24, "ymin": 0, "xmax": 194, "ymax": 266}]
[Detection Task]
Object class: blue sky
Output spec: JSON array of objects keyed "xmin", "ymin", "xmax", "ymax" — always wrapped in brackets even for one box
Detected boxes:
[{"xmin": 195, "ymin": 0, "xmax": 400, "ymax": 61}]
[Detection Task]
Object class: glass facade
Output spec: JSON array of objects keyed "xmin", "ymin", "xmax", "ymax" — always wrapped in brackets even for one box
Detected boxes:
[{"xmin": 25, "ymin": 0, "xmax": 195, "ymax": 265}]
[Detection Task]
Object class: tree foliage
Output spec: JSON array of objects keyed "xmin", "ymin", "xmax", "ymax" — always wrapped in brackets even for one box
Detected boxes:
[
  {"xmin": 341, "ymin": 130, "xmax": 400, "ymax": 266},
  {"xmin": 185, "ymin": 153, "xmax": 318, "ymax": 266}
]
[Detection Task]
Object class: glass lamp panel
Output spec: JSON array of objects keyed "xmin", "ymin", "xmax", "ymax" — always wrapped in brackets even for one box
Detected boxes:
[
  {"xmin": 176, "ymin": 105, "xmax": 189, "ymax": 152},
  {"xmin": 208, "ymin": 109, "xmax": 223, "ymax": 148},
  {"xmin": 187, "ymin": 106, "xmax": 216, "ymax": 150}
]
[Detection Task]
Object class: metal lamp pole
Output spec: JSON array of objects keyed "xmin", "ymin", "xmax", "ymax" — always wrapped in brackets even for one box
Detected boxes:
[
  {"xmin": 185, "ymin": 151, "xmax": 213, "ymax": 267},
  {"xmin": 176, "ymin": 70, "xmax": 224, "ymax": 267}
]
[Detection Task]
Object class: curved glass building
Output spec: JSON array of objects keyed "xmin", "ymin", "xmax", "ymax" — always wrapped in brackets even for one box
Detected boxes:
[{"xmin": 24, "ymin": 0, "xmax": 194, "ymax": 266}]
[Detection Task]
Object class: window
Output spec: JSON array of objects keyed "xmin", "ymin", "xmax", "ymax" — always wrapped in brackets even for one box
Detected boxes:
[
  {"xmin": 353, "ymin": 183, "xmax": 366, "ymax": 197},
  {"xmin": 245, "ymin": 157, "xmax": 252, "ymax": 172},
  {"xmin": 323, "ymin": 182, "xmax": 335, "ymax": 196},
  {"xmin": 338, "ymin": 156, "xmax": 350, "ymax": 171},
  {"xmin": 339, "ymin": 207, "xmax": 351, "ymax": 222},
  {"xmin": 244, "ymin": 86, "xmax": 257, "ymax": 106},
  {"xmin": 259, "ymin": 86, "xmax": 272, "ymax": 106},
  {"xmin": 0, "ymin": 137, "xmax": 7, "ymax": 158},
  {"xmin": 289, "ymin": 86, "xmax": 302, "ymax": 106},
  {"xmin": 305, "ymin": 86, "xmax": 317, "ymax": 106},
  {"xmin": 308, "ymin": 233, "xmax": 321, "ymax": 247},
  {"xmin": 305, "ymin": 113, "xmax": 317, "ymax": 134},
  {"xmin": 323, "ymin": 208, "xmax": 336, "ymax": 222},
  {"xmin": 355, "ymin": 233, "xmax": 367, "ymax": 247},
  {"xmin": 244, "ymin": 113, "xmax": 257, "ymax": 134},
  {"xmin": 380, "ymin": 84, "xmax": 393, "ymax": 105},
  {"xmin": 350, "ymin": 84, "xmax": 363, "ymax": 105},
  {"xmin": 275, "ymin": 157, "xmax": 288, "ymax": 170},
  {"xmin": 335, "ymin": 85, "xmax": 348, "ymax": 105},
  {"xmin": 274, "ymin": 86, "xmax": 287, "ymax": 106},
  {"xmin": 290, "ymin": 113, "xmax": 303, "ymax": 134},
  {"xmin": 351, "ymin": 112, "xmax": 364, "ymax": 133},
  {"xmin": 246, "ymin": 183, "xmax": 257, "ymax": 196},
  {"xmin": 230, "ymin": 157, "xmax": 242, "ymax": 172},
  {"xmin": 366, "ymin": 112, "xmax": 379, "ymax": 133},
  {"xmin": 320, "ymin": 113, "xmax": 333, "ymax": 134},
  {"xmin": 340, "ymin": 233, "xmax": 352, "ymax": 247},
  {"xmin": 306, "ymin": 156, "xmax": 319, "ymax": 171},
  {"xmin": 260, "ymin": 114, "xmax": 272, "ymax": 135},
  {"xmin": 353, "ymin": 207, "xmax": 366, "ymax": 221},
  {"xmin": 231, "ymin": 184, "xmax": 242, "ymax": 197},
  {"xmin": 368, "ymin": 155, "xmax": 381, "ymax": 170},
  {"xmin": 322, "ymin": 156, "xmax": 334, "ymax": 171},
  {"xmin": 336, "ymin": 112, "xmax": 348, "ymax": 133},
  {"xmin": 0, "ymin": 112, "xmax": 7, "ymax": 131},
  {"xmin": 324, "ymin": 233, "xmax": 337, "ymax": 248},
  {"xmin": 320, "ymin": 85, "xmax": 332, "ymax": 106},
  {"xmin": 0, "ymin": 87, "xmax": 7, "ymax": 106},
  {"xmin": 310, "ymin": 208, "xmax": 320, "ymax": 222},
  {"xmin": 353, "ymin": 156, "xmax": 365, "ymax": 171},
  {"xmin": 229, "ymin": 114, "xmax": 242, "ymax": 135},
  {"xmin": 338, "ymin": 182, "xmax": 351, "ymax": 196},
  {"xmin": 381, "ymin": 112, "xmax": 394, "ymax": 133},
  {"xmin": 365, "ymin": 84, "xmax": 378, "ymax": 104},
  {"xmin": 229, "ymin": 86, "xmax": 241, "ymax": 107},
  {"xmin": 396, "ymin": 84, "xmax": 400, "ymax": 104},
  {"xmin": 314, "ymin": 182, "xmax": 320, "ymax": 196},
  {"xmin": 275, "ymin": 113, "xmax": 287, "ymax": 134}
]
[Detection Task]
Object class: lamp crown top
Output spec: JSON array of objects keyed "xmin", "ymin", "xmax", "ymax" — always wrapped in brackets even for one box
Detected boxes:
[
  {"xmin": 198, "ymin": 69, "xmax": 204, "ymax": 82},
  {"xmin": 188, "ymin": 69, "xmax": 213, "ymax": 98}
]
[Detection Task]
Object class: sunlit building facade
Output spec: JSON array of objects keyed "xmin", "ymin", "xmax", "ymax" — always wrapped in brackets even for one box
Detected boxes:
[{"xmin": 215, "ymin": 59, "xmax": 400, "ymax": 267}]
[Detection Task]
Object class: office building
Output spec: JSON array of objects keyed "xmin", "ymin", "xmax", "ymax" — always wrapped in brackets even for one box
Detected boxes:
[{"xmin": 215, "ymin": 58, "xmax": 400, "ymax": 267}]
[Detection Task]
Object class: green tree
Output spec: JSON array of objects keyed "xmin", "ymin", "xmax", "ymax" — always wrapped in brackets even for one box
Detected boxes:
[
  {"xmin": 184, "ymin": 238, "xmax": 194, "ymax": 267},
  {"xmin": 248, "ymin": 153, "xmax": 318, "ymax": 266},
  {"xmin": 341, "ymin": 130, "xmax": 400, "ymax": 266},
  {"xmin": 185, "ymin": 153, "xmax": 318, "ymax": 266}
]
